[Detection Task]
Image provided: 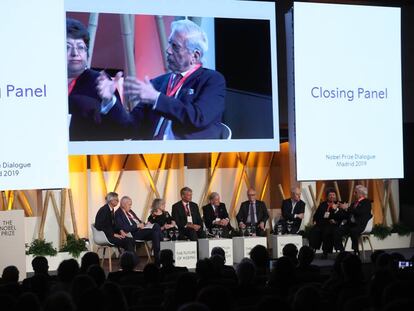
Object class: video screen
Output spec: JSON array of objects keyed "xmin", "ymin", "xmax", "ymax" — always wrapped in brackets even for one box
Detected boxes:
[
  {"xmin": 66, "ymin": 0, "xmax": 279, "ymax": 155},
  {"xmin": 293, "ymin": 2, "xmax": 403, "ymax": 180}
]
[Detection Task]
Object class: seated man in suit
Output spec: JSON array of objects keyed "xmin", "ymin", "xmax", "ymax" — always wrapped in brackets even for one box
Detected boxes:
[
  {"xmin": 171, "ymin": 187, "xmax": 205, "ymax": 240},
  {"xmin": 202, "ymin": 192, "xmax": 233, "ymax": 237},
  {"xmin": 114, "ymin": 196, "xmax": 162, "ymax": 264},
  {"xmin": 100, "ymin": 19, "xmax": 226, "ymax": 140},
  {"xmin": 94, "ymin": 192, "xmax": 135, "ymax": 252},
  {"xmin": 236, "ymin": 188, "xmax": 269, "ymax": 236},
  {"xmin": 277, "ymin": 187, "xmax": 305, "ymax": 234},
  {"xmin": 309, "ymin": 188, "xmax": 346, "ymax": 258},
  {"xmin": 333, "ymin": 185, "xmax": 372, "ymax": 255},
  {"xmin": 66, "ymin": 18, "xmax": 126, "ymax": 141}
]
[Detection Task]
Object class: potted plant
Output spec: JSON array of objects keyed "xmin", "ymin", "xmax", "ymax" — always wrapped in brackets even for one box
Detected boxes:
[
  {"xmin": 26, "ymin": 239, "xmax": 58, "ymax": 257},
  {"xmin": 391, "ymin": 223, "xmax": 412, "ymax": 237},
  {"xmin": 60, "ymin": 234, "xmax": 87, "ymax": 258},
  {"xmin": 371, "ymin": 224, "xmax": 392, "ymax": 240}
]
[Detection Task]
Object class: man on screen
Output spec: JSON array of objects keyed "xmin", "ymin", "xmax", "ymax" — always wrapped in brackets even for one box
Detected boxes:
[
  {"xmin": 67, "ymin": 18, "xmax": 126, "ymax": 141},
  {"xmin": 103, "ymin": 19, "xmax": 227, "ymax": 140}
]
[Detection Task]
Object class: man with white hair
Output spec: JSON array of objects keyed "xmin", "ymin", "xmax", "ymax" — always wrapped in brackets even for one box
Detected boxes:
[
  {"xmin": 105, "ymin": 18, "xmax": 226, "ymax": 140},
  {"xmin": 333, "ymin": 185, "xmax": 372, "ymax": 254}
]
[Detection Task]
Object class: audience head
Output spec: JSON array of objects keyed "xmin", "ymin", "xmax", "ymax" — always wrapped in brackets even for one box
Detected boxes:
[
  {"xmin": 197, "ymin": 285, "xmax": 231, "ymax": 311},
  {"xmin": 80, "ymin": 251, "xmax": 99, "ymax": 273},
  {"xmin": 144, "ymin": 263, "xmax": 160, "ymax": 284},
  {"xmin": 371, "ymin": 249, "xmax": 386, "ymax": 265},
  {"xmin": 1, "ymin": 265, "xmax": 19, "ymax": 283},
  {"xmin": 180, "ymin": 187, "xmax": 193, "ymax": 202},
  {"xmin": 32, "ymin": 256, "xmax": 49, "ymax": 275},
  {"xmin": 292, "ymin": 285, "xmax": 321, "ymax": 311},
  {"xmin": 236, "ymin": 258, "xmax": 256, "ymax": 286},
  {"xmin": 210, "ymin": 254, "xmax": 225, "ymax": 276},
  {"xmin": 101, "ymin": 282, "xmax": 128, "ymax": 311},
  {"xmin": 70, "ymin": 274, "xmax": 97, "ymax": 307},
  {"xmin": 298, "ymin": 245, "xmax": 315, "ymax": 267},
  {"xmin": 119, "ymin": 251, "xmax": 138, "ymax": 271},
  {"xmin": 16, "ymin": 292, "xmax": 41, "ymax": 311},
  {"xmin": 341, "ymin": 254, "xmax": 363, "ymax": 282},
  {"xmin": 249, "ymin": 244, "xmax": 270, "ymax": 271},
  {"xmin": 196, "ymin": 258, "xmax": 214, "ymax": 281},
  {"xmin": 291, "ymin": 186, "xmax": 302, "ymax": 202},
  {"xmin": 283, "ymin": 243, "xmax": 299, "ymax": 264},
  {"xmin": 151, "ymin": 198, "xmax": 166, "ymax": 213},
  {"xmin": 57, "ymin": 259, "xmax": 80, "ymax": 283},
  {"xmin": 211, "ymin": 247, "xmax": 226, "ymax": 260},
  {"xmin": 246, "ymin": 187, "xmax": 257, "ymax": 203},
  {"xmin": 160, "ymin": 249, "xmax": 175, "ymax": 267},
  {"xmin": 87, "ymin": 264, "xmax": 106, "ymax": 287},
  {"xmin": 332, "ymin": 251, "xmax": 350, "ymax": 277},
  {"xmin": 44, "ymin": 292, "xmax": 76, "ymax": 311},
  {"xmin": 105, "ymin": 192, "xmax": 119, "ymax": 208}
]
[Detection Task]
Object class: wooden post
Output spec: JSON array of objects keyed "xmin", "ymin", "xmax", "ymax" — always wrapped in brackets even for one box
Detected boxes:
[
  {"xmin": 334, "ymin": 181, "xmax": 342, "ymax": 202},
  {"xmin": 68, "ymin": 189, "xmax": 79, "ymax": 239},
  {"xmin": 60, "ymin": 189, "xmax": 67, "ymax": 248},
  {"xmin": 348, "ymin": 181, "xmax": 355, "ymax": 203},
  {"xmin": 278, "ymin": 184, "xmax": 286, "ymax": 200},
  {"xmin": 155, "ymin": 16, "xmax": 168, "ymax": 71},
  {"xmin": 87, "ymin": 13, "xmax": 99, "ymax": 67},
  {"xmin": 38, "ymin": 191, "xmax": 50, "ymax": 240}
]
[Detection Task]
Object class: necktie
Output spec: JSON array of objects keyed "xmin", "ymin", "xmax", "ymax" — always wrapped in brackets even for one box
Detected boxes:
[
  {"xmin": 249, "ymin": 203, "xmax": 256, "ymax": 226},
  {"xmin": 111, "ymin": 209, "xmax": 115, "ymax": 226},
  {"xmin": 184, "ymin": 203, "xmax": 190, "ymax": 216},
  {"xmin": 153, "ymin": 74, "xmax": 183, "ymax": 140}
]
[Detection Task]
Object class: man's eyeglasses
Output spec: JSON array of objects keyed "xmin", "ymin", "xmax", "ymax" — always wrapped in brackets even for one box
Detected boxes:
[{"xmin": 67, "ymin": 44, "xmax": 88, "ymax": 53}]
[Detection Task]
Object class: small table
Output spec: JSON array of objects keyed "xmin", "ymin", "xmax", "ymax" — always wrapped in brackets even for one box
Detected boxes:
[
  {"xmin": 232, "ymin": 236, "xmax": 267, "ymax": 263},
  {"xmin": 270, "ymin": 234, "xmax": 303, "ymax": 258},
  {"xmin": 198, "ymin": 238, "xmax": 233, "ymax": 264},
  {"xmin": 160, "ymin": 240, "xmax": 197, "ymax": 269}
]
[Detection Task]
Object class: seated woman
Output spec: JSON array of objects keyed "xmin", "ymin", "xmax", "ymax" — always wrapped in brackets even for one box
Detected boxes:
[{"xmin": 147, "ymin": 198, "xmax": 177, "ymax": 239}]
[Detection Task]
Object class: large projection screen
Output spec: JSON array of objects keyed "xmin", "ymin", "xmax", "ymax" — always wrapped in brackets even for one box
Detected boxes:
[
  {"xmin": 294, "ymin": 2, "xmax": 403, "ymax": 181},
  {"xmin": 0, "ymin": 0, "xmax": 69, "ymax": 191},
  {"xmin": 66, "ymin": 0, "xmax": 279, "ymax": 155}
]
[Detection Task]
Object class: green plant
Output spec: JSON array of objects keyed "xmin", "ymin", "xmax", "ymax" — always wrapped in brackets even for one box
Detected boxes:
[
  {"xmin": 371, "ymin": 224, "xmax": 392, "ymax": 240},
  {"xmin": 26, "ymin": 239, "xmax": 58, "ymax": 256},
  {"xmin": 60, "ymin": 234, "xmax": 87, "ymax": 258},
  {"xmin": 391, "ymin": 223, "xmax": 412, "ymax": 236}
]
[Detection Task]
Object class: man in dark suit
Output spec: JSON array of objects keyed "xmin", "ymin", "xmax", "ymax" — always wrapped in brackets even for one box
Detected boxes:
[
  {"xmin": 334, "ymin": 185, "xmax": 372, "ymax": 254},
  {"xmin": 94, "ymin": 192, "xmax": 135, "ymax": 252},
  {"xmin": 236, "ymin": 188, "xmax": 269, "ymax": 236},
  {"xmin": 171, "ymin": 187, "xmax": 205, "ymax": 241},
  {"xmin": 277, "ymin": 187, "xmax": 306, "ymax": 234},
  {"xmin": 105, "ymin": 18, "xmax": 226, "ymax": 140},
  {"xmin": 67, "ymin": 18, "xmax": 126, "ymax": 141},
  {"xmin": 114, "ymin": 196, "xmax": 162, "ymax": 263},
  {"xmin": 202, "ymin": 192, "xmax": 233, "ymax": 237}
]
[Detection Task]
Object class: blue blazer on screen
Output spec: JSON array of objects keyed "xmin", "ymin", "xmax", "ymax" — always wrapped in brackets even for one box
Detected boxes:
[{"xmin": 106, "ymin": 66, "xmax": 226, "ymax": 140}]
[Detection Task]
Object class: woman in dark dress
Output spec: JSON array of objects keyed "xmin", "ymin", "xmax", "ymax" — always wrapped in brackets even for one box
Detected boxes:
[{"xmin": 147, "ymin": 199, "xmax": 176, "ymax": 239}]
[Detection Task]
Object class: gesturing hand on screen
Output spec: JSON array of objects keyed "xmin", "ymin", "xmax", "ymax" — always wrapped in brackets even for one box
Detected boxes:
[{"xmin": 96, "ymin": 71, "xmax": 122, "ymax": 102}]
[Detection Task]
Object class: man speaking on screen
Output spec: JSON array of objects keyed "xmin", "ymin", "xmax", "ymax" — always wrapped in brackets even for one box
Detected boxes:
[{"xmin": 105, "ymin": 19, "xmax": 227, "ymax": 140}]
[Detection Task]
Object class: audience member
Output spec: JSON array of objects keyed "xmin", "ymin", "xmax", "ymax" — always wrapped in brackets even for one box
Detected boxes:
[{"xmin": 80, "ymin": 252, "xmax": 100, "ymax": 274}]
